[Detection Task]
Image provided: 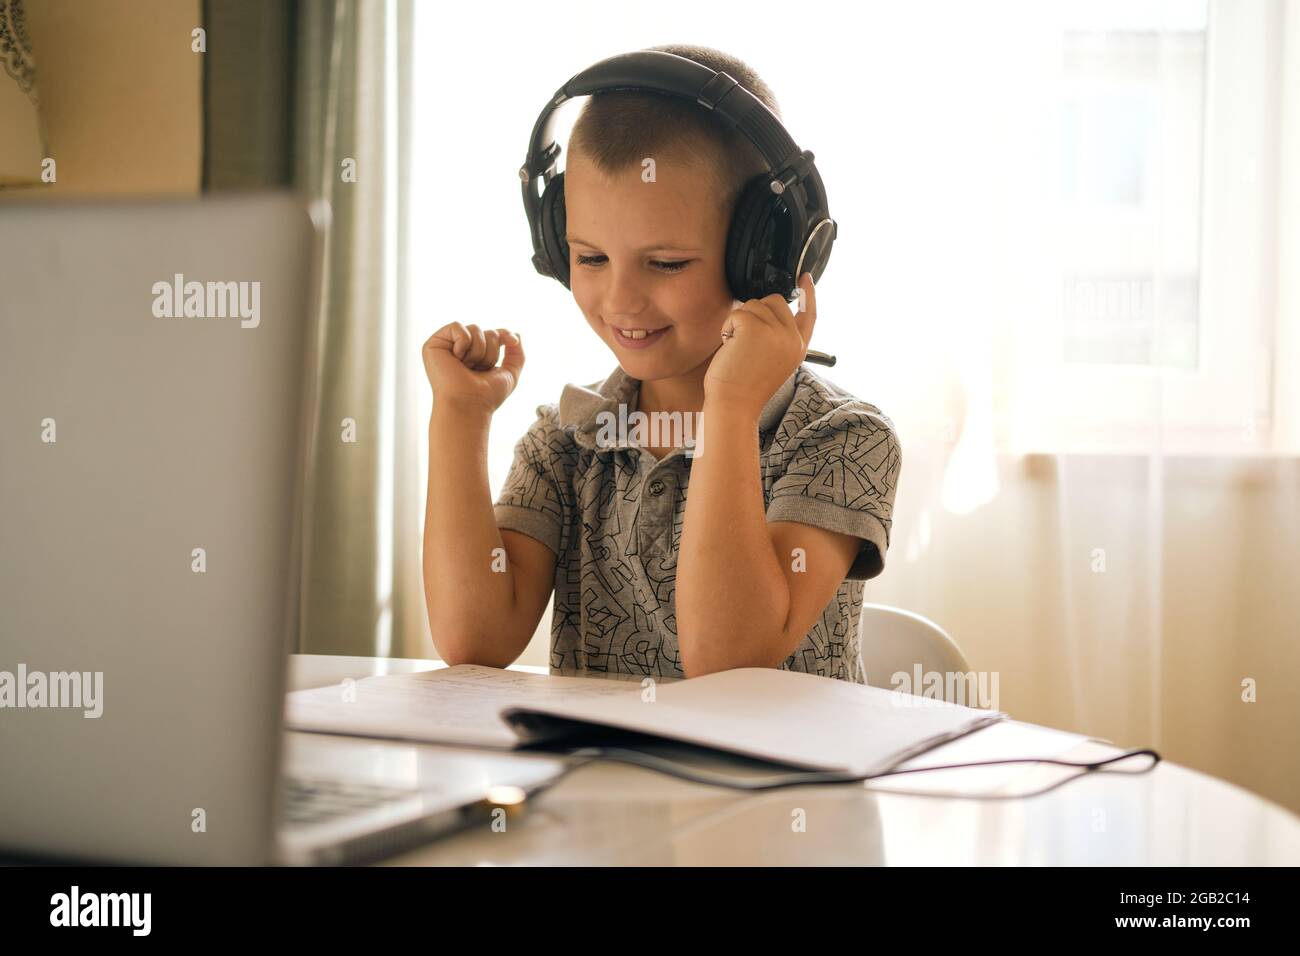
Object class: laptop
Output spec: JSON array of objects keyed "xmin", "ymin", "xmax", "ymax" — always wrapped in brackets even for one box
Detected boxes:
[{"xmin": 0, "ymin": 193, "xmax": 567, "ymax": 865}]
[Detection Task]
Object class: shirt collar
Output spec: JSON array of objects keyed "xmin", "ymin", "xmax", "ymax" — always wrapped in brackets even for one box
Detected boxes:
[{"xmin": 558, "ymin": 366, "xmax": 798, "ymax": 450}]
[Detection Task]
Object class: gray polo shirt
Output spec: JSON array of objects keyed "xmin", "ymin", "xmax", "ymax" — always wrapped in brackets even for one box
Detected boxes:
[{"xmin": 493, "ymin": 365, "xmax": 902, "ymax": 683}]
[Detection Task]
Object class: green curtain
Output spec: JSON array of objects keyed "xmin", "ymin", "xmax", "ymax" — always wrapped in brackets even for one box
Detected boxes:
[{"xmin": 204, "ymin": 0, "xmax": 415, "ymax": 656}]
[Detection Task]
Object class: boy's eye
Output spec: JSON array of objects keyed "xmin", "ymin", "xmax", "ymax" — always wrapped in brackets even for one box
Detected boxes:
[
  {"xmin": 574, "ymin": 254, "xmax": 692, "ymax": 274},
  {"xmin": 653, "ymin": 260, "xmax": 691, "ymax": 273}
]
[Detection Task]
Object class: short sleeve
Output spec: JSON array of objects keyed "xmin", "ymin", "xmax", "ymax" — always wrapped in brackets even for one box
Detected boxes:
[
  {"xmin": 493, "ymin": 405, "xmax": 572, "ymax": 556},
  {"xmin": 765, "ymin": 403, "xmax": 902, "ymax": 580}
]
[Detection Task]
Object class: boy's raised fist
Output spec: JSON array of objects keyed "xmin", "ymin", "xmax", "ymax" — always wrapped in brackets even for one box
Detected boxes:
[{"xmin": 423, "ymin": 322, "xmax": 525, "ymax": 414}]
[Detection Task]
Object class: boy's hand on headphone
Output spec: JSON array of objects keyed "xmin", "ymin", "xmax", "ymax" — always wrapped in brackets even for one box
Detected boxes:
[
  {"xmin": 423, "ymin": 323, "xmax": 525, "ymax": 415},
  {"xmin": 704, "ymin": 271, "xmax": 816, "ymax": 419}
]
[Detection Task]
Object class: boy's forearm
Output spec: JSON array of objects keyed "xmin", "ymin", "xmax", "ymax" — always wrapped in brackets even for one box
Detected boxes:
[
  {"xmin": 676, "ymin": 400, "xmax": 792, "ymax": 676},
  {"xmin": 423, "ymin": 405, "xmax": 527, "ymax": 664}
]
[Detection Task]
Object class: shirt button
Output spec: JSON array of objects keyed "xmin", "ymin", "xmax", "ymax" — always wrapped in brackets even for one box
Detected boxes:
[{"xmin": 648, "ymin": 479, "xmax": 666, "ymax": 496}]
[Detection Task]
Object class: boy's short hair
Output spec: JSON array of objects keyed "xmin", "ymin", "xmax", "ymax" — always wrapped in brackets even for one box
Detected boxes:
[{"xmin": 568, "ymin": 43, "xmax": 782, "ymax": 219}]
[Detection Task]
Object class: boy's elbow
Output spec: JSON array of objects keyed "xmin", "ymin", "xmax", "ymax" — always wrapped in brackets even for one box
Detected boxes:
[
  {"xmin": 430, "ymin": 624, "xmax": 483, "ymax": 665},
  {"xmin": 434, "ymin": 641, "xmax": 480, "ymax": 668},
  {"xmin": 679, "ymin": 636, "xmax": 787, "ymax": 679},
  {"xmin": 432, "ymin": 628, "xmax": 527, "ymax": 670}
]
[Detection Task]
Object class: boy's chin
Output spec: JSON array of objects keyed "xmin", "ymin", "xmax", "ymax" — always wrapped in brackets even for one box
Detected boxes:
[
  {"xmin": 612, "ymin": 355, "xmax": 668, "ymax": 381},
  {"xmin": 611, "ymin": 349, "xmax": 712, "ymax": 383}
]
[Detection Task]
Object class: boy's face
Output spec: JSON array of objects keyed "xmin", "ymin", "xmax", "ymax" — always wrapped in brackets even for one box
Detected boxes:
[{"xmin": 563, "ymin": 148, "xmax": 738, "ymax": 384}]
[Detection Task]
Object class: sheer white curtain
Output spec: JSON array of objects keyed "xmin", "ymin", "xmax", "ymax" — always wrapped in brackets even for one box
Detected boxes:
[{"xmin": 403, "ymin": 0, "xmax": 1299, "ymax": 809}]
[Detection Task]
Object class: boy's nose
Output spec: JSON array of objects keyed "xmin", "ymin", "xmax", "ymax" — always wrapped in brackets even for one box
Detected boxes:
[{"xmin": 602, "ymin": 272, "xmax": 649, "ymax": 317}]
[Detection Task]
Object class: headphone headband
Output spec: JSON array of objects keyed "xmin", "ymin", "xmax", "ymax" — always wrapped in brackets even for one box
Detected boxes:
[{"xmin": 520, "ymin": 49, "xmax": 836, "ymax": 302}]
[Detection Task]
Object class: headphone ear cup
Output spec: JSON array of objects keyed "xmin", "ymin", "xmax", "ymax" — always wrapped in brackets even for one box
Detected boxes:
[
  {"xmin": 725, "ymin": 174, "xmax": 795, "ymax": 302},
  {"xmin": 539, "ymin": 172, "xmax": 571, "ymax": 289}
]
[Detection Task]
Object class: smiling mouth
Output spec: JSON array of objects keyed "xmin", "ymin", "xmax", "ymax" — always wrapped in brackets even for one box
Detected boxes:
[{"xmin": 619, "ymin": 328, "xmax": 657, "ymax": 340}]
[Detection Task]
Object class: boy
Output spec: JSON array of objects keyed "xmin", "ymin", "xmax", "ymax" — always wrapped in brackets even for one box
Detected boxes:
[{"xmin": 422, "ymin": 44, "xmax": 901, "ymax": 683}]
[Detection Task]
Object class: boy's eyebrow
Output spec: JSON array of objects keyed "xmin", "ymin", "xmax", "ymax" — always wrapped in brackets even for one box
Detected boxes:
[{"xmin": 566, "ymin": 235, "xmax": 700, "ymax": 253}]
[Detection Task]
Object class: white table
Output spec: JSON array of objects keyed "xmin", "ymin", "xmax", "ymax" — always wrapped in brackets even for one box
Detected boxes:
[{"xmin": 285, "ymin": 655, "xmax": 1300, "ymax": 865}]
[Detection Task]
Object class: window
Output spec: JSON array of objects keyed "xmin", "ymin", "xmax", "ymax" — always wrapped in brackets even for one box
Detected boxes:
[
  {"xmin": 1059, "ymin": 13, "xmax": 1206, "ymax": 370},
  {"xmin": 1015, "ymin": 0, "xmax": 1285, "ymax": 454}
]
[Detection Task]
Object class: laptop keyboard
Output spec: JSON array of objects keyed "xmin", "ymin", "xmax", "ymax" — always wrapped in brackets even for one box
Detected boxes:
[{"xmin": 281, "ymin": 776, "xmax": 421, "ymax": 826}]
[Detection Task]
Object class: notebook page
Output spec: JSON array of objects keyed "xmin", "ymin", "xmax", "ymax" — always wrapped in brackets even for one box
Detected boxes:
[
  {"xmin": 284, "ymin": 664, "xmax": 642, "ymax": 748},
  {"xmin": 501, "ymin": 667, "xmax": 1007, "ymax": 774}
]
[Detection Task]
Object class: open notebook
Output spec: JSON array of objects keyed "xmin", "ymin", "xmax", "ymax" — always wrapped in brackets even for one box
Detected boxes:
[{"xmin": 284, "ymin": 665, "xmax": 1007, "ymax": 776}]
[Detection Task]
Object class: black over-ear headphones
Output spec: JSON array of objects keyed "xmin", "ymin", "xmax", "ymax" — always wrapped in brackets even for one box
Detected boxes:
[{"xmin": 519, "ymin": 50, "xmax": 838, "ymax": 310}]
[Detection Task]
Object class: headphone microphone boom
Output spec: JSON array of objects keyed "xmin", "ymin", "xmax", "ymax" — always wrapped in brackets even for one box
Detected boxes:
[{"xmin": 519, "ymin": 49, "xmax": 838, "ymax": 367}]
